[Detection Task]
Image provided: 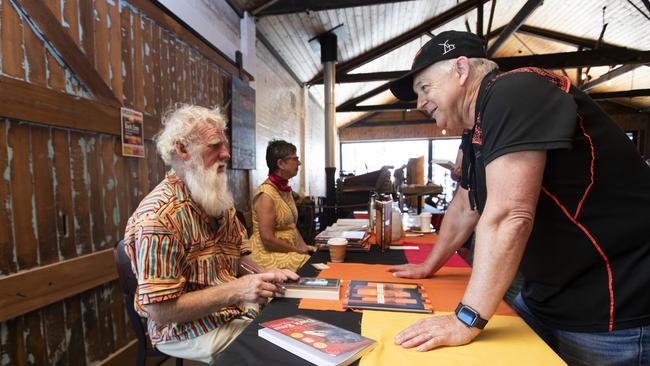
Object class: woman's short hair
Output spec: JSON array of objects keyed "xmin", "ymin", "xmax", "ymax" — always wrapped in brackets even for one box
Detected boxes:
[{"xmin": 266, "ymin": 139, "xmax": 297, "ymax": 174}]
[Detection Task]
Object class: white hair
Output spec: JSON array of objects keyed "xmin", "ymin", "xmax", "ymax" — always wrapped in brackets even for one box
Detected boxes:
[
  {"xmin": 423, "ymin": 57, "xmax": 498, "ymax": 82},
  {"xmin": 155, "ymin": 104, "xmax": 227, "ymax": 165}
]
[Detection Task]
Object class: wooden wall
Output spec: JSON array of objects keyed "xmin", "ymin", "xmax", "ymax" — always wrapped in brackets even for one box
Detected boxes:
[{"xmin": 0, "ymin": 0, "xmax": 249, "ymax": 364}]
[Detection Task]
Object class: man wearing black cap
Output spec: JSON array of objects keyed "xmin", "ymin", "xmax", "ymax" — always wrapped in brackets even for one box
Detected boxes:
[{"xmin": 387, "ymin": 30, "xmax": 650, "ymax": 365}]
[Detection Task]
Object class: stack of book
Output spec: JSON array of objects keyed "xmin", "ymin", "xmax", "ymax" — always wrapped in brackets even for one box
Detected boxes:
[
  {"xmin": 314, "ymin": 230, "xmax": 371, "ymax": 252},
  {"xmin": 275, "ymin": 277, "xmax": 341, "ymax": 300},
  {"xmin": 258, "ymin": 315, "xmax": 376, "ymax": 366}
]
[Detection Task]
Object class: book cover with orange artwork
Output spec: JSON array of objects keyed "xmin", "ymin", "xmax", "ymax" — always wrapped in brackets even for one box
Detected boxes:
[
  {"xmin": 343, "ymin": 280, "xmax": 433, "ymax": 313},
  {"xmin": 259, "ymin": 315, "xmax": 376, "ymax": 366}
]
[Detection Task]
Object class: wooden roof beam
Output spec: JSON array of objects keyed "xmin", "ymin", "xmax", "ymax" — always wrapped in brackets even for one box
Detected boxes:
[
  {"xmin": 338, "ymin": 102, "xmax": 416, "ymax": 112},
  {"xmin": 589, "ymin": 88, "xmax": 650, "ymax": 100},
  {"xmin": 487, "ymin": 0, "xmax": 543, "ymax": 57},
  {"xmin": 496, "ymin": 49, "xmax": 650, "ymax": 70},
  {"xmin": 341, "ymin": 88, "xmax": 650, "ymax": 112},
  {"xmin": 582, "ymin": 64, "xmax": 645, "ymax": 91},
  {"xmin": 254, "ymin": 0, "xmax": 414, "ymax": 17},
  {"xmin": 331, "ymin": 49, "xmax": 650, "ymax": 84},
  {"xmin": 515, "ymin": 25, "xmax": 626, "ymax": 50},
  {"xmin": 336, "ymin": 81, "xmax": 392, "ymax": 110},
  {"xmin": 308, "ymin": 0, "xmax": 488, "ymax": 85}
]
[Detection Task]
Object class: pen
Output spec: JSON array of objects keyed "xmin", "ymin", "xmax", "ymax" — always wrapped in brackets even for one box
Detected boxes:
[{"xmin": 239, "ymin": 261, "xmax": 286, "ymax": 290}]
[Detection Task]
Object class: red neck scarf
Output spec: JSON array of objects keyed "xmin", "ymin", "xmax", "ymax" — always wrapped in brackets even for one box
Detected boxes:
[{"xmin": 268, "ymin": 173, "xmax": 291, "ymax": 192}]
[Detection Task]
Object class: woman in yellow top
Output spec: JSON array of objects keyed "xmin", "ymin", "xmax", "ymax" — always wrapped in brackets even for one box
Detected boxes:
[{"xmin": 250, "ymin": 140, "xmax": 314, "ymax": 271}]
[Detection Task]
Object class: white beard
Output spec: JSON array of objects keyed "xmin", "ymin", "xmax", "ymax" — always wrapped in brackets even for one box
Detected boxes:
[{"xmin": 183, "ymin": 157, "xmax": 234, "ymax": 218}]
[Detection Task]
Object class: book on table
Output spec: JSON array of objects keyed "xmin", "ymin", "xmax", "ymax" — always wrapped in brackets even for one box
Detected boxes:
[
  {"xmin": 314, "ymin": 230, "xmax": 371, "ymax": 252},
  {"xmin": 314, "ymin": 230, "xmax": 367, "ymax": 241},
  {"xmin": 275, "ymin": 277, "xmax": 341, "ymax": 300},
  {"xmin": 343, "ymin": 280, "xmax": 433, "ymax": 313},
  {"xmin": 258, "ymin": 315, "xmax": 376, "ymax": 366}
]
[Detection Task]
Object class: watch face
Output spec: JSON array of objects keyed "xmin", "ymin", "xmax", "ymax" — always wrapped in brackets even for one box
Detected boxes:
[{"xmin": 457, "ymin": 307, "xmax": 477, "ymax": 326}]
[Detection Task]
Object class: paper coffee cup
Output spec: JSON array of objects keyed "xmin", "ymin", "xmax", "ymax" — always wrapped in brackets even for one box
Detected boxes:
[
  {"xmin": 420, "ymin": 212, "xmax": 432, "ymax": 233},
  {"xmin": 328, "ymin": 238, "xmax": 348, "ymax": 263}
]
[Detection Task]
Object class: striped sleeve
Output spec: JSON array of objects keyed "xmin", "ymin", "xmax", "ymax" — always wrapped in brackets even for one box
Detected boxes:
[{"xmin": 134, "ymin": 214, "xmax": 187, "ymax": 305}]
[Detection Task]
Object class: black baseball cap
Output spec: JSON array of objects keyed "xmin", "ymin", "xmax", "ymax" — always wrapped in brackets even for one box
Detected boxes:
[{"xmin": 389, "ymin": 30, "xmax": 487, "ymax": 101}]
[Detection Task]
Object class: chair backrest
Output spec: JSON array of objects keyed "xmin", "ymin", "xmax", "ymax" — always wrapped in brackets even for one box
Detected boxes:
[{"xmin": 113, "ymin": 240, "xmax": 150, "ymax": 346}]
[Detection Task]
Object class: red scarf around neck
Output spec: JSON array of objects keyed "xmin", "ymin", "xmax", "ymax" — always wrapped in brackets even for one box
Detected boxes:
[{"xmin": 268, "ymin": 173, "xmax": 292, "ymax": 192}]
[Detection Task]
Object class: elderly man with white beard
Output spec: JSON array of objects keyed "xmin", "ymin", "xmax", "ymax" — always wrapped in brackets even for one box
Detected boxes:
[{"xmin": 123, "ymin": 104, "xmax": 299, "ymax": 364}]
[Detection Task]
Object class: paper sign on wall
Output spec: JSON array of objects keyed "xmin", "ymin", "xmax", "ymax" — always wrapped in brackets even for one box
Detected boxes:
[{"xmin": 121, "ymin": 107, "xmax": 145, "ymax": 158}]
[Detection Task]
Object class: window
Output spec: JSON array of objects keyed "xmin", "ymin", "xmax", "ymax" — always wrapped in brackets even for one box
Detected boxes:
[
  {"xmin": 340, "ymin": 140, "xmax": 429, "ymax": 175},
  {"xmin": 431, "ymin": 138, "xmax": 462, "ymax": 197}
]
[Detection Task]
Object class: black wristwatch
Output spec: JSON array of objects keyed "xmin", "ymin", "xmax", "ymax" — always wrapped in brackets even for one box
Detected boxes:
[{"xmin": 455, "ymin": 302, "xmax": 488, "ymax": 329}]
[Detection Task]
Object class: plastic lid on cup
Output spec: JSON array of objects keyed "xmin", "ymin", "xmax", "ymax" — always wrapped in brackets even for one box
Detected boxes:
[{"xmin": 327, "ymin": 237, "xmax": 348, "ymax": 246}]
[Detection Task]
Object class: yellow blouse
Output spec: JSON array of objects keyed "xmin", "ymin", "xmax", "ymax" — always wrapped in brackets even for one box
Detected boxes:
[{"xmin": 250, "ymin": 180, "xmax": 309, "ymax": 271}]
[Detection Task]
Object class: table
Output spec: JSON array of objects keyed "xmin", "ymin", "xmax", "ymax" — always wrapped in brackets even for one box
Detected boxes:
[
  {"xmin": 213, "ymin": 236, "xmax": 564, "ymax": 365},
  {"xmin": 213, "ymin": 245, "xmax": 403, "ymax": 365}
]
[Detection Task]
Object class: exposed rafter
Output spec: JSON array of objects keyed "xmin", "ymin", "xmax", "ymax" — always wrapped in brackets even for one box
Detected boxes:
[
  {"xmin": 253, "ymin": 0, "xmax": 414, "ymax": 17},
  {"xmin": 345, "ymin": 110, "xmax": 430, "ymax": 128},
  {"xmin": 340, "ymin": 88, "xmax": 650, "ymax": 112},
  {"xmin": 338, "ymin": 102, "xmax": 416, "ymax": 112},
  {"xmin": 496, "ymin": 49, "xmax": 650, "ymax": 70},
  {"xmin": 336, "ymin": 82, "xmax": 392, "ymax": 110},
  {"xmin": 589, "ymin": 89, "xmax": 650, "ymax": 100},
  {"xmin": 327, "ymin": 49, "xmax": 650, "ymax": 85},
  {"xmin": 643, "ymin": 0, "xmax": 650, "ymax": 15},
  {"xmin": 308, "ymin": 0, "xmax": 488, "ymax": 85},
  {"xmin": 582, "ymin": 64, "xmax": 643, "ymax": 91},
  {"xmin": 487, "ymin": 0, "xmax": 543, "ymax": 57},
  {"xmin": 334, "ymin": 71, "xmax": 404, "ymax": 83},
  {"xmin": 515, "ymin": 25, "xmax": 625, "ymax": 50}
]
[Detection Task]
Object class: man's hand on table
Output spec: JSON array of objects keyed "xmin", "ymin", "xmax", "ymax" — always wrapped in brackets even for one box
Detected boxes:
[
  {"xmin": 394, "ymin": 314, "xmax": 480, "ymax": 351},
  {"xmin": 387, "ymin": 263, "xmax": 432, "ymax": 279},
  {"xmin": 231, "ymin": 269, "xmax": 299, "ymax": 303}
]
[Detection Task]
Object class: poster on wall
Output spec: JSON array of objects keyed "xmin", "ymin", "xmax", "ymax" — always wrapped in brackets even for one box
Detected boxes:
[
  {"xmin": 231, "ymin": 76, "xmax": 256, "ymax": 170},
  {"xmin": 121, "ymin": 107, "xmax": 145, "ymax": 158}
]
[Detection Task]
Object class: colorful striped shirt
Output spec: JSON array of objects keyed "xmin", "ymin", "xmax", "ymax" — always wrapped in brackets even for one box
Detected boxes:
[{"xmin": 123, "ymin": 172, "xmax": 253, "ymax": 345}]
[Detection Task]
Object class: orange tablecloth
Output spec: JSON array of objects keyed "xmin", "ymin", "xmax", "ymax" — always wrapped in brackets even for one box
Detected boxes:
[{"xmin": 299, "ymin": 262, "xmax": 515, "ymax": 316}]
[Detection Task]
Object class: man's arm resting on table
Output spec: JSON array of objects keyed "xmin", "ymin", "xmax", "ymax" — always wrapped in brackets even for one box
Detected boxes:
[
  {"xmin": 143, "ymin": 270, "xmax": 294, "ymax": 325},
  {"xmin": 388, "ymin": 186, "xmax": 479, "ymax": 278},
  {"xmin": 395, "ymin": 150, "xmax": 546, "ymax": 351}
]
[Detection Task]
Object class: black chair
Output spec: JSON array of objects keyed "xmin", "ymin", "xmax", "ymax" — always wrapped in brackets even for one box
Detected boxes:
[{"xmin": 113, "ymin": 240, "xmax": 183, "ymax": 366}]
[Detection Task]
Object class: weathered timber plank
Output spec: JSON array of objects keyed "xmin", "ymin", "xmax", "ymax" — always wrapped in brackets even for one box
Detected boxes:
[
  {"xmin": 8, "ymin": 123, "xmax": 38, "ymax": 270},
  {"xmin": 69, "ymin": 131, "xmax": 92, "ymax": 255},
  {"xmin": 2, "ymin": 0, "xmax": 26, "ymax": 78},
  {"xmin": 0, "ymin": 120, "xmax": 17, "ymax": 275},
  {"xmin": 31, "ymin": 126, "xmax": 59, "ymax": 266},
  {"xmin": 0, "ymin": 248, "xmax": 118, "ymax": 322},
  {"xmin": 52, "ymin": 128, "xmax": 76, "ymax": 259}
]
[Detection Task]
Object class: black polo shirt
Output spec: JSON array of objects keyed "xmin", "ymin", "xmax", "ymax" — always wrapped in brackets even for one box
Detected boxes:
[{"xmin": 461, "ymin": 68, "xmax": 650, "ymax": 332}]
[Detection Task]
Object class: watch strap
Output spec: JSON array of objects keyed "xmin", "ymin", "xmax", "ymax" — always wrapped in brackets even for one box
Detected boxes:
[{"xmin": 455, "ymin": 302, "xmax": 488, "ymax": 329}]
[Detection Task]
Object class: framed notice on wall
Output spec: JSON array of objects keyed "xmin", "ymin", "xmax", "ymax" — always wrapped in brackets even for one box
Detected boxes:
[
  {"xmin": 231, "ymin": 77, "xmax": 256, "ymax": 170},
  {"xmin": 121, "ymin": 107, "xmax": 145, "ymax": 158}
]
